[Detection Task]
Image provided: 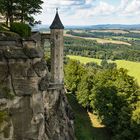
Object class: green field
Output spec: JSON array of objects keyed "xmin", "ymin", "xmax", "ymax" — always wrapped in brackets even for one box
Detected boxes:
[{"xmin": 67, "ymin": 55, "xmax": 140, "ymax": 85}]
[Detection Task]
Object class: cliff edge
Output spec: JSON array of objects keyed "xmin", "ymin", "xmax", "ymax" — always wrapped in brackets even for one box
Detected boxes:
[{"xmin": 0, "ymin": 34, "xmax": 75, "ymax": 140}]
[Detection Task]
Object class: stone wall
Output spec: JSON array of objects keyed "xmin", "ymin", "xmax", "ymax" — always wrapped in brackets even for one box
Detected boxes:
[{"xmin": 0, "ymin": 36, "xmax": 75, "ymax": 140}]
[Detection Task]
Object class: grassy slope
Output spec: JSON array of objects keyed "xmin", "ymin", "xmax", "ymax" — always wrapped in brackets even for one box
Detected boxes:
[
  {"xmin": 67, "ymin": 55, "xmax": 140, "ymax": 85},
  {"xmin": 67, "ymin": 94, "xmax": 111, "ymax": 140},
  {"xmin": 67, "ymin": 94, "xmax": 94, "ymax": 140}
]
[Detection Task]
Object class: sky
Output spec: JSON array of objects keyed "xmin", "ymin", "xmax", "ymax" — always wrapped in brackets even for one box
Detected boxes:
[{"xmin": 35, "ymin": 0, "xmax": 140, "ymax": 26}]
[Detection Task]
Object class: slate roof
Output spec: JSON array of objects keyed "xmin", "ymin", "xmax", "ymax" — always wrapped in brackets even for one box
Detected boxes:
[{"xmin": 50, "ymin": 11, "xmax": 64, "ymax": 29}]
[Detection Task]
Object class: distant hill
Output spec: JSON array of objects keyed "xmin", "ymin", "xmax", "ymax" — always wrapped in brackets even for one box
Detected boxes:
[
  {"xmin": 32, "ymin": 24, "xmax": 140, "ymax": 31},
  {"xmin": 89, "ymin": 24, "xmax": 140, "ymax": 30}
]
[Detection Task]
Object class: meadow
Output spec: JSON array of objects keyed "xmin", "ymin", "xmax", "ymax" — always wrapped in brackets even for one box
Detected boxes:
[{"xmin": 67, "ymin": 55, "xmax": 140, "ymax": 85}]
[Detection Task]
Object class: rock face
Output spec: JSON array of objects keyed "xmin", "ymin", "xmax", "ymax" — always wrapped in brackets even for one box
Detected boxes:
[{"xmin": 0, "ymin": 37, "xmax": 75, "ymax": 140}]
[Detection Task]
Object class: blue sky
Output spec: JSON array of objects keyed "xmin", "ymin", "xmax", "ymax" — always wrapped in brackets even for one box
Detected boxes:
[{"xmin": 35, "ymin": 0, "xmax": 140, "ymax": 25}]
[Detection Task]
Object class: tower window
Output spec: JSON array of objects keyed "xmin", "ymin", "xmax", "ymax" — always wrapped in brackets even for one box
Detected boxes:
[{"xmin": 56, "ymin": 34, "xmax": 58, "ymax": 39}]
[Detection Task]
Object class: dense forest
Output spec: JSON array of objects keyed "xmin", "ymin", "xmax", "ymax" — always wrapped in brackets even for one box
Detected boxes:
[
  {"xmin": 64, "ymin": 59, "xmax": 140, "ymax": 140},
  {"xmin": 64, "ymin": 36, "xmax": 140, "ymax": 62}
]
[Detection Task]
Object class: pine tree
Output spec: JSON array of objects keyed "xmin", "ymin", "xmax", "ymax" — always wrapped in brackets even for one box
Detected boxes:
[{"xmin": 0, "ymin": 0, "xmax": 43, "ymax": 25}]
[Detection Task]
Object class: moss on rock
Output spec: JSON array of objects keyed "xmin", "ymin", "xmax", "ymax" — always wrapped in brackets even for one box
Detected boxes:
[
  {"xmin": 0, "ymin": 111, "xmax": 8, "ymax": 125},
  {"xmin": 0, "ymin": 85, "xmax": 14, "ymax": 100}
]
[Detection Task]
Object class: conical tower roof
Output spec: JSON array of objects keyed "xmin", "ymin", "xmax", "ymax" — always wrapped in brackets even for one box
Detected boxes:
[{"xmin": 50, "ymin": 10, "xmax": 64, "ymax": 29}]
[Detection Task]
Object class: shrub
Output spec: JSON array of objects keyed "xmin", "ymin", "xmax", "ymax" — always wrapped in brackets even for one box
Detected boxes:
[
  {"xmin": 10, "ymin": 22, "xmax": 31, "ymax": 38},
  {"xmin": 0, "ymin": 111, "xmax": 8, "ymax": 125}
]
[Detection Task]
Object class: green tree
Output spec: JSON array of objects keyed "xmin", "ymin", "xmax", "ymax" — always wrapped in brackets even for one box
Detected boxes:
[
  {"xmin": 64, "ymin": 60, "xmax": 86, "ymax": 93},
  {"xmin": 131, "ymin": 101, "xmax": 140, "ymax": 139},
  {"xmin": 14, "ymin": 0, "xmax": 43, "ymax": 24},
  {"xmin": 89, "ymin": 68, "xmax": 140, "ymax": 140},
  {"xmin": 0, "ymin": 0, "xmax": 43, "ymax": 25},
  {"xmin": 100, "ymin": 60, "xmax": 117, "ymax": 69},
  {"xmin": 0, "ymin": 0, "xmax": 15, "ymax": 25},
  {"xmin": 77, "ymin": 68, "xmax": 95, "ymax": 109}
]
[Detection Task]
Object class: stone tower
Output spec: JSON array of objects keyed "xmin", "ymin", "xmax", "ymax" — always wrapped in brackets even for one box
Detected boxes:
[{"xmin": 50, "ymin": 9, "xmax": 64, "ymax": 84}]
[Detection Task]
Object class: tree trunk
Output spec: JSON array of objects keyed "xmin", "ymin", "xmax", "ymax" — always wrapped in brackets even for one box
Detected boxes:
[
  {"xmin": 8, "ymin": 0, "xmax": 13, "ymax": 27},
  {"xmin": 6, "ymin": 15, "xmax": 9, "ymax": 26}
]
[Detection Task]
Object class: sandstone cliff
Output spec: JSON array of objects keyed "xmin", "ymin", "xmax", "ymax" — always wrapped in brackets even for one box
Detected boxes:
[{"xmin": 0, "ymin": 34, "xmax": 75, "ymax": 140}]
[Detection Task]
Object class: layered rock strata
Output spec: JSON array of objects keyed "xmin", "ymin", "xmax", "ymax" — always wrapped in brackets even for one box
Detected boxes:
[{"xmin": 0, "ymin": 36, "xmax": 75, "ymax": 140}]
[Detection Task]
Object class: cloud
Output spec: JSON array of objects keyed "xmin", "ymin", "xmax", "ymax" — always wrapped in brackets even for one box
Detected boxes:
[
  {"xmin": 42, "ymin": 0, "xmax": 85, "ymax": 9},
  {"xmin": 124, "ymin": 0, "xmax": 140, "ymax": 15},
  {"xmin": 34, "ymin": 0, "xmax": 140, "ymax": 25},
  {"xmin": 69, "ymin": 1, "xmax": 115, "ymax": 19},
  {"xmin": 71, "ymin": 0, "xmax": 140, "ymax": 18},
  {"xmin": 89, "ymin": 1, "xmax": 115, "ymax": 16},
  {"xmin": 118, "ymin": 0, "xmax": 130, "ymax": 11}
]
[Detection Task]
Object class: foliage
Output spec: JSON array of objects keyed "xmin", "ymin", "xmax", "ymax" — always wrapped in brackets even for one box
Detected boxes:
[
  {"xmin": 64, "ymin": 59, "xmax": 86, "ymax": 93},
  {"xmin": 0, "ymin": 0, "xmax": 14, "ymax": 25},
  {"xmin": 65, "ymin": 58, "xmax": 140, "ymax": 140},
  {"xmin": 0, "ymin": 23, "xmax": 9, "ymax": 31},
  {"xmin": 67, "ymin": 55, "xmax": 140, "ymax": 85},
  {"xmin": 101, "ymin": 60, "xmax": 117, "ymax": 69},
  {"xmin": 10, "ymin": 22, "xmax": 31, "ymax": 37},
  {"xmin": 0, "ymin": 0, "xmax": 43, "ymax": 25},
  {"xmin": 89, "ymin": 69, "xmax": 140, "ymax": 140},
  {"xmin": 77, "ymin": 69, "xmax": 95, "ymax": 109},
  {"xmin": 64, "ymin": 36, "xmax": 140, "ymax": 62},
  {"xmin": 131, "ymin": 101, "xmax": 140, "ymax": 138},
  {"xmin": 78, "ymin": 68, "xmax": 139, "ymax": 139},
  {"xmin": 14, "ymin": 0, "xmax": 43, "ymax": 25}
]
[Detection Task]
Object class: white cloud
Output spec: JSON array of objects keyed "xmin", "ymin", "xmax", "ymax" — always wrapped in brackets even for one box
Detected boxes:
[
  {"xmin": 118, "ymin": 0, "xmax": 130, "ymax": 11},
  {"xmin": 34, "ymin": 0, "xmax": 140, "ymax": 25},
  {"xmin": 124, "ymin": 0, "xmax": 140, "ymax": 15},
  {"xmin": 85, "ymin": 0, "xmax": 94, "ymax": 5},
  {"xmin": 89, "ymin": 1, "xmax": 115, "ymax": 16}
]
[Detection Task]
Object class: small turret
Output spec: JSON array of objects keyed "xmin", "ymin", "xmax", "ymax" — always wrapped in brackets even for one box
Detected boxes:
[
  {"xmin": 50, "ymin": 8, "xmax": 64, "ymax": 29},
  {"xmin": 50, "ymin": 9, "xmax": 64, "ymax": 84}
]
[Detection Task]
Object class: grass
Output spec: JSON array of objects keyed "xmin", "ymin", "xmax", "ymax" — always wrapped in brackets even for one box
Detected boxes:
[
  {"xmin": 65, "ymin": 34, "xmax": 131, "ymax": 46},
  {"xmin": 67, "ymin": 55, "xmax": 140, "ymax": 85},
  {"xmin": 88, "ymin": 112, "xmax": 104, "ymax": 128},
  {"xmin": 67, "ymin": 94, "xmax": 111, "ymax": 140},
  {"xmin": 67, "ymin": 94, "xmax": 94, "ymax": 140},
  {"xmin": 67, "ymin": 55, "xmax": 102, "ymax": 64},
  {"xmin": 114, "ymin": 60, "xmax": 140, "ymax": 85}
]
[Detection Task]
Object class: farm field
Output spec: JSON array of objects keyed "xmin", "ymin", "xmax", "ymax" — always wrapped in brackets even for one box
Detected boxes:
[
  {"xmin": 112, "ymin": 36, "xmax": 140, "ymax": 41},
  {"xmin": 67, "ymin": 55, "xmax": 140, "ymax": 85},
  {"xmin": 65, "ymin": 33, "xmax": 131, "ymax": 46},
  {"xmin": 90, "ymin": 29, "xmax": 129, "ymax": 34}
]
